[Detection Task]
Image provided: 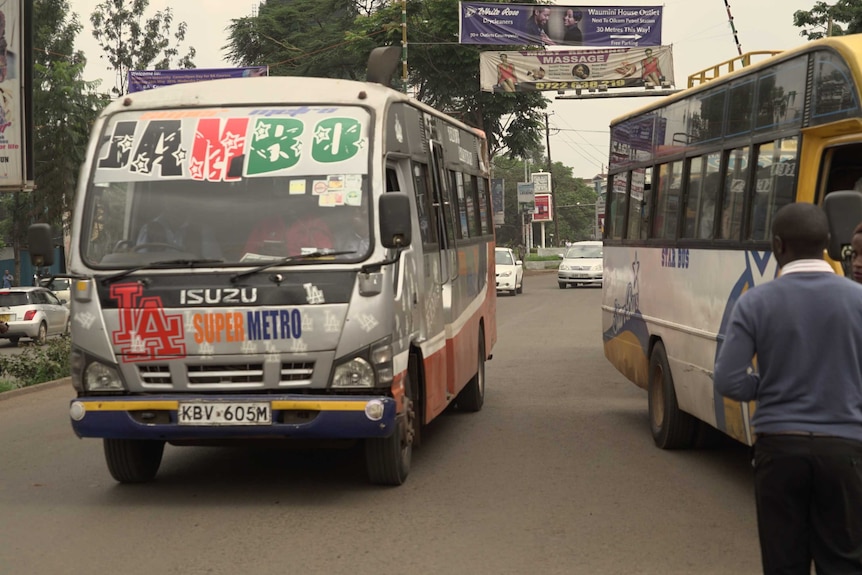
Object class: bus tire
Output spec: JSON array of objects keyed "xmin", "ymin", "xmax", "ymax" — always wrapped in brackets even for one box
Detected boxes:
[
  {"xmin": 456, "ymin": 332, "xmax": 486, "ymax": 412},
  {"xmin": 103, "ymin": 438, "xmax": 165, "ymax": 483},
  {"xmin": 648, "ymin": 341, "xmax": 696, "ymax": 449},
  {"xmin": 365, "ymin": 372, "xmax": 414, "ymax": 486}
]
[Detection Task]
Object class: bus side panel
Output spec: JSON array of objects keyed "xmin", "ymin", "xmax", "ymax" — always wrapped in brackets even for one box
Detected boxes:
[{"xmin": 602, "ymin": 245, "xmax": 776, "ymax": 444}]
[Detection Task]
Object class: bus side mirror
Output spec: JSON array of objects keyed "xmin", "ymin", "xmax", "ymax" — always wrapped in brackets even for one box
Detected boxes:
[
  {"xmin": 823, "ymin": 191, "xmax": 862, "ymax": 263},
  {"xmin": 379, "ymin": 193, "xmax": 412, "ymax": 249},
  {"xmin": 27, "ymin": 223, "xmax": 55, "ymax": 267}
]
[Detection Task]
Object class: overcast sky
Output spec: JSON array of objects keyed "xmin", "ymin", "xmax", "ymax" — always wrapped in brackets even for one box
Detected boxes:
[{"xmin": 68, "ymin": 0, "xmax": 818, "ymax": 178}]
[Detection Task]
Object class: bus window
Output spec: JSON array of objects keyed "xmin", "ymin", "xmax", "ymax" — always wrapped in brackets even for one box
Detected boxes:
[
  {"xmin": 413, "ymin": 163, "xmax": 438, "ymax": 245},
  {"xmin": 699, "ymin": 153, "xmax": 721, "ymax": 239},
  {"xmin": 651, "ymin": 162, "xmax": 682, "ymax": 239},
  {"xmin": 628, "ymin": 167, "xmax": 652, "ymax": 240},
  {"xmin": 720, "ymin": 147, "xmax": 749, "ymax": 240},
  {"xmin": 607, "ymin": 173, "xmax": 628, "ymax": 239},
  {"xmin": 749, "ymin": 137, "xmax": 798, "ymax": 241},
  {"xmin": 682, "ymin": 157, "xmax": 704, "ymax": 238}
]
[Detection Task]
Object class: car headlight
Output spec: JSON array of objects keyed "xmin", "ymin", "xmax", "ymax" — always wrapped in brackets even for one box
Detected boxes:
[
  {"xmin": 499, "ymin": 270, "xmax": 512, "ymax": 277},
  {"xmin": 592, "ymin": 264, "xmax": 603, "ymax": 271},
  {"xmin": 559, "ymin": 264, "xmax": 569, "ymax": 270},
  {"xmin": 84, "ymin": 361, "xmax": 125, "ymax": 392},
  {"xmin": 331, "ymin": 337, "xmax": 393, "ymax": 389}
]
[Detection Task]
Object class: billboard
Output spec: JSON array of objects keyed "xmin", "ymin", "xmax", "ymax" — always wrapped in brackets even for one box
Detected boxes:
[
  {"xmin": 128, "ymin": 66, "xmax": 269, "ymax": 93},
  {"xmin": 517, "ymin": 181, "xmax": 535, "ymax": 209},
  {"xmin": 460, "ymin": 3, "xmax": 662, "ymax": 47},
  {"xmin": 481, "ymin": 46, "xmax": 674, "ymax": 92},
  {"xmin": 533, "ymin": 193, "xmax": 552, "ymax": 222},
  {"xmin": 0, "ymin": 0, "xmax": 31, "ymax": 190}
]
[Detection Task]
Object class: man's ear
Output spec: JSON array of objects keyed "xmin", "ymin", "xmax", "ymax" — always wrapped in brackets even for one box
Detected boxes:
[{"xmin": 772, "ymin": 235, "xmax": 783, "ymax": 256}]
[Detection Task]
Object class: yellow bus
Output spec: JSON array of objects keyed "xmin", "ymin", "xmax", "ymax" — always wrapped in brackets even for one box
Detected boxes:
[{"xmin": 602, "ymin": 35, "xmax": 862, "ymax": 449}]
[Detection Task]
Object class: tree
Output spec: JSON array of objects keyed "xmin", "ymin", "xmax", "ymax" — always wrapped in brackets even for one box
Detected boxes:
[
  {"xmin": 793, "ymin": 1, "xmax": 862, "ymax": 40},
  {"xmin": 224, "ymin": 0, "xmax": 549, "ymax": 160},
  {"xmin": 90, "ymin": 0, "xmax": 196, "ymax": 95}
]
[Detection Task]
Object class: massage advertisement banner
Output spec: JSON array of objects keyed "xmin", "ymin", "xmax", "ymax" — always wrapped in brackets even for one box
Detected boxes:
[
  {"xmin": 480, "ymin": 46, "xmax": 674, "ymax": 93},
  {"xmin": 460, "ymin": 3, "xmax": 662, "ymax": 47}
]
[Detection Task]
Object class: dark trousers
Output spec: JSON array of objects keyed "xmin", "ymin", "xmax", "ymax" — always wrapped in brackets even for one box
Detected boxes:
[{"xmin": 753, "ymin": 434, "xmax": 862, "ymax": 575}]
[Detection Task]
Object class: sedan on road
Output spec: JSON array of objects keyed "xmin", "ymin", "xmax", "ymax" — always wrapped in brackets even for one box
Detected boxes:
[
  {"xmin": 495, "ymin": 247, "xmax": 524, "ymax": 295},
  {"xmin": 0, "ymin": 287, "xmax": 70, "ymax": 345},
  {"xmin": 558, "ymin": 241, "xmax": 603, "ymax": 289}
]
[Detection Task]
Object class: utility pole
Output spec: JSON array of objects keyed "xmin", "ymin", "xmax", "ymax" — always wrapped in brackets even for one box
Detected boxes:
[{"xmin": 544, "ymin": 113, "xmax": 559, "ymax": 245}]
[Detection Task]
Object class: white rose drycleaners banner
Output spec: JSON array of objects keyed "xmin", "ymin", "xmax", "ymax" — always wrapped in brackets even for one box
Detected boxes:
[{"xmin": 480, "ymin": 45, "xmax": 674, "ymax": 93}]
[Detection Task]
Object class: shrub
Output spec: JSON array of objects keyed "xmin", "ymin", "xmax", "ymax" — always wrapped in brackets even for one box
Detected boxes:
[{"xmin": 0, "ymin": 336, "xmax": 71, "ymax": 390}]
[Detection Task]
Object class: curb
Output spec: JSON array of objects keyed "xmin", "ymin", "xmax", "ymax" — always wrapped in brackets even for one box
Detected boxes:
[{"xmin": 0, "ymin": 377, "xmax": 71, "ymax": 401}]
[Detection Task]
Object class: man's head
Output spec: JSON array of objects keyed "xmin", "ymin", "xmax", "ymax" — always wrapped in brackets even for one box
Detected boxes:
[
  {"xmin": 645, "ymin": 48, "xmax": 653, "ymax": 58},
  {"xmin": 771, "ymin": 203, "xmax": 830, "ymax": 267},
  {"xmin": 533, "ymin": 7, "xmax": 550, "ymax": 25}
]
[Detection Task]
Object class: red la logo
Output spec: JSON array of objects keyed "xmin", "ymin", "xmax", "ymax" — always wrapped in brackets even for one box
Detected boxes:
[{"xmin": 111, "ymin": 283, "xmax": 186, "ymax": 362}]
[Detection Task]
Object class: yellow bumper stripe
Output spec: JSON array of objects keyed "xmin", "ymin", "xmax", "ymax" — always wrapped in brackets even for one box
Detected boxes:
[{"xmin": 79, "ymin": 399, "xmax": 369, "ymax": 412}]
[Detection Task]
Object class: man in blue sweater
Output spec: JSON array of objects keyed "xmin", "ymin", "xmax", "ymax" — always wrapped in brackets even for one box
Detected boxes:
[{"xmin": 714, "ymin": 202, "xmax": 862, "ymax": 574}]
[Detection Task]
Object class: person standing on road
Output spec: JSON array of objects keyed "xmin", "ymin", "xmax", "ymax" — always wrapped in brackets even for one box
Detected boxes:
[
  {"xmin": 714, "ymin": 202, "xmax": 862, "ymax": 574},
  {"xmin": 2, "ymin": 269, "xmax": 11, "ymax": 288}
]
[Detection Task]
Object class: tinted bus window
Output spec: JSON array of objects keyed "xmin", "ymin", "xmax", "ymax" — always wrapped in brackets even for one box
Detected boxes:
[
  {"xmin": 688, "ymin": 88, "xmax": 726, "ymax": 143},
  {"xmin": 607, "ymin": 173, "xmax": 628, "ymax": 240},
  {"xmin": 413, "ymin": 163, "xmax": 438, "ymax": 244},
  {"xmin": 628, "ymin": 167, "xmax": 652, "ymax": 240},
  {"xmin": 749, "ymin": 137, "xmax": 798, "ymax": 241},
  {"xmin": 655, "ymin": 101, "xmax": 688, "ymax": 157},
  {"xmin": 755, "ymin": 57, "xmax": 806, "ymax": 131},
  {"xmin": 720, "ymin": 147, "xmax": 749, "ymax": 240},
  {"xmin": 652, "ymin": 162, "xmax": 682, "ymax": 239},
  {"xmin": 477, "ymin": 177, "xmax": 491, "ymax": 235},
  {"xmin": 726, "ymin": 79, "xmax": 755, "ymax": 137},
  {"xmin": 812, "ymin": 50, "xmax": 860, "ymax": 123}
]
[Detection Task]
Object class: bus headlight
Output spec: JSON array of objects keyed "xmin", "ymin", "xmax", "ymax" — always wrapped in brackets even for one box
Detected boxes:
[
  {"xmin": 84, "ymin": 361, "xmax": 125, "ymax": 392},
  {"xmin": 332, "ymin": 357, "xmax": 376, "ymax": 388}
]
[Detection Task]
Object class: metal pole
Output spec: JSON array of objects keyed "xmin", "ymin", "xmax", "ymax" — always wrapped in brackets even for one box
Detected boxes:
[
  {"xmin": 723, "ymin": 0, "xmax": 743, "ymax": 56},
  {"xmin": 401, "ymin": 0, "xmax": 408, "ymax": 92},
  {"xmin": 544, "ymin": 113, "xmax": 559, "ymax": 245}
]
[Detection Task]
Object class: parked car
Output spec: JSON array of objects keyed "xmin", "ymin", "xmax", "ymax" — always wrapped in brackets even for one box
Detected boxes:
[
  {"xmin": 43, "ymin": 277, "xmax": 72, "ymax": 307},
  {"xmin": 495, "ymin": 247, "xmax": 524, "ymax": 295},
  {"xmin": 0, "ymin": 286, "xmax": 71, "ymax": 345},
  {"xmin": 558, "ymin": 240, "xmax": 603, "ymax": 289}
]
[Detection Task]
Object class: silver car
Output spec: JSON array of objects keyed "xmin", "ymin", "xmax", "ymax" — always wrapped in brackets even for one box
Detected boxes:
[
  {"xmin": 0, "ymin": 287, "xmax": 71, "ymax": 345},
  {"xmin": 558, "ymin": 241, "xmax": 603, "ymax": 289}
]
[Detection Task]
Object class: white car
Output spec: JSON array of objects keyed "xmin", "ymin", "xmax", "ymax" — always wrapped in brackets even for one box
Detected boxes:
[
  {"xmin": 558, "ymin": 241, "xmax": 603, "ymax": 289},
  {"xmin": 45, "ymin": 278, "xmax": 72, "ymax": 307},
  {"xmin": 495, "ymin": 247, "xmax": 524, "ymax": 296},
  {"xmin": 0, "ymin": 286, "xmax": 71, "ymax": 345}
]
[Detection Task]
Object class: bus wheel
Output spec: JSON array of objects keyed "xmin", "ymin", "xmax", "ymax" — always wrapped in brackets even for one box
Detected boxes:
[
  {"xmin": 103, "ymin": 438, "xmax": 165, "ymax": 483},
  {"xmin": 648, "ymin": 341, "xmax": 696, "ymax": 449},
  {"xmin": 365, "ymin": 373, "xmax": 414, "ymax": 486},
  {"xmin": 456, "ymin": 332, "xmax": 485, "ymax": 412}
]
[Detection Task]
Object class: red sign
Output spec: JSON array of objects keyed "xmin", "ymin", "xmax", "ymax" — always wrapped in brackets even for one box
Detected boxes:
[{"xmin": 533, "ymin": 193, "xmax": 552, "ymax": 222}]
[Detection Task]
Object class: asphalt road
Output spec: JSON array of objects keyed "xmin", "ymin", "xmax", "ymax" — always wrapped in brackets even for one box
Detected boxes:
[{"xmin": 0, "ymin": 271, "xmax": 760, "ymax": 575}]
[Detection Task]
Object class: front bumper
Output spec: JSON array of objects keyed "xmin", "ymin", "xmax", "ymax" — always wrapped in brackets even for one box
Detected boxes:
[
  {"xmin": 70, "ymin": 394, "xmax": 398, "ymax": 440},
  {"xmin": 558, "ymin": 270, "xmax": 602, "ymax": 285},
  {"xmin": 496, "ymin": 276, "xmax": 517, "ymax": 291}
]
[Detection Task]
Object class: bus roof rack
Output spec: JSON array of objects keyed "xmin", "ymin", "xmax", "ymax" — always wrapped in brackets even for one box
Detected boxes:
[{"xmin": 687, "ymin": 51, "xmax": 783, "ymax": 88}]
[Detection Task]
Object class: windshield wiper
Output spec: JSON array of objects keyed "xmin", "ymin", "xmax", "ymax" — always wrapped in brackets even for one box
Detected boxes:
[
  {"xmin": 100, "ymin": 259, "xmax": 224, "ymax": 284},
  {"xmin": 230, "ymin": 250, "xmax": 355, "ymax": 282}
]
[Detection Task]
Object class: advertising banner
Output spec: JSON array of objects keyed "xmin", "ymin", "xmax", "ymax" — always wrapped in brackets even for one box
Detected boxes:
[
  {"xmin": 492, "ymin": 177, "xmax": 505, "ymax": 225},
  {"xmin": 0, "ymin": 0, "xmax": 29, "ymax": 189},
  {"xmin": 460, "ymin": 3, "xmax": 662, "ymax": 47},
  {"xmin": 533, "ymin": 193, "xmax": 552, "ymax": 222},
  {"xmin": 481, "ymin": 46, "xmax": 674, "ymax": 92},
  {"xmin": 128, "ymin": 66, "xmax": 269, "ymax": 93}
]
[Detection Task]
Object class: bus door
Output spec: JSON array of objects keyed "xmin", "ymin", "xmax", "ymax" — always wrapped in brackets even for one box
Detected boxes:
[{"xmin": 429, "ymin": 141, "xmax": 457, "ymax": 284}]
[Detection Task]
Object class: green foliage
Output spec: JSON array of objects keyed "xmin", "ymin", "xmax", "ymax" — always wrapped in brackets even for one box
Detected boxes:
[
  {"xmin": 29, "ymin": 0, "xmax": 108, "ymax": 250},
  {"xmin": 0, "ymin": 337, "xmax": 71, "ymax": 390},
  {"xmin": 224, "ymin": 0, "xmax": 548, "ymax": 159},
  {"xmin": 90, "ymin": 0, "xmax": 197, "ymax": 95},
  {"xmin": 492, "ymin": 157, "xmax": 599, "ymax": 247},
  {"xmin": 793, "ymin": 0, "xmax": 862, "ymax": 40}
]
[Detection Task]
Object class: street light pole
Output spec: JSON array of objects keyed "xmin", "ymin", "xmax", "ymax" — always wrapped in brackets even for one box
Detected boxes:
[{"xmin": 544, "ymin": 113, "xmax": 559, "ymax": 245}]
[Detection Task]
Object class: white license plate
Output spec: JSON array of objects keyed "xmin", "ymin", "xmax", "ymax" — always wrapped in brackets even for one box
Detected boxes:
[{"xmin": 178, "ymin": 402, "xmax": 272, "ymax": 426}]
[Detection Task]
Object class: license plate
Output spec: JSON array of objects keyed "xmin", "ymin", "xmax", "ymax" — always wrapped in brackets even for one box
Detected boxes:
[
  {"xmin": 575, "ymin": 274, "xmax": 588, "ymax": 279},
  {"xmin": 178, "ymin": 402, "xmax": 272, "ymax": 426},
  {"xmin": 0, "ymin": 314, "xmax": 10, "ymax": 322}
]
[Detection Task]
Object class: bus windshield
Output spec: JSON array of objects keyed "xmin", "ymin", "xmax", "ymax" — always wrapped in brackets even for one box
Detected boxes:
[{"xmin": 82, "ymin": 105, "xmax": 372, "ymax": 267}]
